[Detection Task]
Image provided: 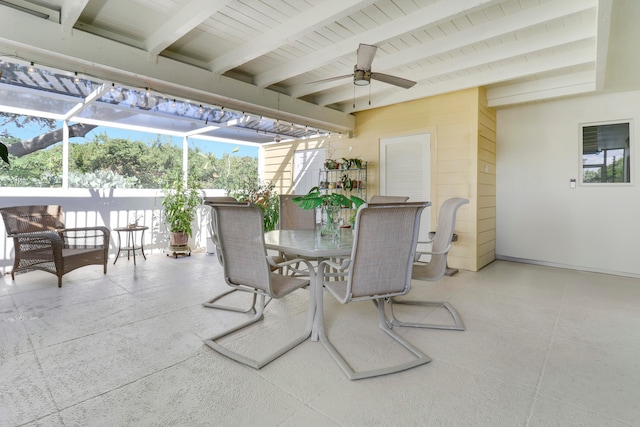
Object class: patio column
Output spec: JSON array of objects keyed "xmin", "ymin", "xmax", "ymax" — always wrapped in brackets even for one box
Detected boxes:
[
  {"xmin": 182, "ymin": 136, "xmax": 189, "ymax": 184},
  {"xmin": 62, "ymin": 120, "xmax": 69, "ymax": 189}
]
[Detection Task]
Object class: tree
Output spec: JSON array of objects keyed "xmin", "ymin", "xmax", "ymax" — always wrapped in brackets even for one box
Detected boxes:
[
  {"xmin": 7, "ymin": 123, "xmax": 97, "ymax": 157},
  {"xmin": 0, "ymin": 113, "xmax": 259, "ymax": 190},
  {"xmin": 1, "ymin": 113, "xmax": 64, "ymax": 158}
]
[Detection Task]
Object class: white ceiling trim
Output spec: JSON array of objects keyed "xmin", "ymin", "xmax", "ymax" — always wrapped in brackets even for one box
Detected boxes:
[
  {"xmin": 487, "ymin": 71, "xmax": 596, "ymax": 107},
  {"xmin": 595, "ymin": 0, "xmax": 613, "ymax": 90}
]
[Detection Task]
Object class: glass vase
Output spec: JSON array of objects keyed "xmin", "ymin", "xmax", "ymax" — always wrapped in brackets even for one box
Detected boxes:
[{"xmin": 318, "ymin": 205, "xmax": 340, "ymax": 240}]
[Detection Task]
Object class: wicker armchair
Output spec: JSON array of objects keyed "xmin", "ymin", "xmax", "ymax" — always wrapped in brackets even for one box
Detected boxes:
[{"xmin": 0, "ymin": 205, "xmax": 110, "ymax": 287}]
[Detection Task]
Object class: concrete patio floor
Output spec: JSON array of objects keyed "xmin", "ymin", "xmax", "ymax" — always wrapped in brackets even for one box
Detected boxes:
[{"xmin": 1, "ymin": 253, "xmax": 639, "ymax": 426}]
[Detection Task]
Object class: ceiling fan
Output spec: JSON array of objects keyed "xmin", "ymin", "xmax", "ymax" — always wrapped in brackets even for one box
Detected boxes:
[{"xmin": 310, "ymin": 43, "xmax": 417, "ymax": 89}]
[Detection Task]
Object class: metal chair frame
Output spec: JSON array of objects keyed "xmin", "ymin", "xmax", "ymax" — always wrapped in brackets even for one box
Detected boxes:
[
  {"xmin": 203, "ymin": 203, "xmax": 314, "ymax": 369},
  {"xmin": 316, "ymin": 202, "xmax": 432, "ymax": 380},
  {"xmin": 387, "ymin": 197, "xmax": 469, "ymax": 331}
]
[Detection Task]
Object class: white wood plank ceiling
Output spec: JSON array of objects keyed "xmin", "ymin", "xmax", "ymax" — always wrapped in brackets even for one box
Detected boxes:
[{"xmin": 0, "ymin": 0, "xmax": 635, "ymax": 142}]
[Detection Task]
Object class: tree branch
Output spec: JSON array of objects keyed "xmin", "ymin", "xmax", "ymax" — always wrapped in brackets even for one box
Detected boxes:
[{"xmin": 7, "ymin": 123, "xmax": 98, "ymax": 157}]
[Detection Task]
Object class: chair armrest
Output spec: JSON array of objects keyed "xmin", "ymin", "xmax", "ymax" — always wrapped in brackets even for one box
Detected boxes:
[
  {"xmin": 414, "ymin": 243, "xmax": 452, "ymax": 262},
  {"xmin": 61, "ymin": 226, "xmax": 110, "ymax": 234},
  {"xmin": 416, "ymin": 238, "xmax": 435, "ymax": 245},
  {"xmin": 318, "ymin": 258, "xmax": 352, "ymax": 282},
  {"xmin": 319, "ymin": 258, "xmax": 351, "ymax": 271},
  {"xmin": 267, "ymin": 256, "xmax": 313, "ymax": 272},
  {"xmin": 11, "ymin": 231, "xmax": 63, "ymax": 253}
]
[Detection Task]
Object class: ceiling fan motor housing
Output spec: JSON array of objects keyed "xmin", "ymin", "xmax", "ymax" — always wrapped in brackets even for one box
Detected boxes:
[{"xmin": 353, "ymin": 69, "xmax": 371, "ymax": 86}]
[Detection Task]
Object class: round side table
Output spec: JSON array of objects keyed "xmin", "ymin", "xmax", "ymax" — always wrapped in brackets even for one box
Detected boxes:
[{"xmin": 114, "ymin": 225, "xmax": 149, "ymax": 265}]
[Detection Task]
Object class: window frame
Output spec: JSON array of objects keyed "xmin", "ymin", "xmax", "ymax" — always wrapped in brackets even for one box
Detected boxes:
[{"xmin": 579, "ymin": 119, "xmax": 633, "ymax": 186}]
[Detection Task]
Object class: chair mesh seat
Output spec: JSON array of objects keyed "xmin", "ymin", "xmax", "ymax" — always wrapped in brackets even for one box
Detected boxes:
[{"xmin": 268, "ymin": 272, "xmax": 309, "ymax": 298}]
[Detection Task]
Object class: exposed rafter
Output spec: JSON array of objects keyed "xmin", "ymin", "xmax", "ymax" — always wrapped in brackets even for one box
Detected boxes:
[
  {"xmin": 290, "ymin": 0, "xmax": 595, "ymax": 99},
  {"xmin": 61, "ymin": 0, "xmax": 89, "ymax": 33},
  {"xmin": 253, "ymin": 0, "xmax": 504, "ymax": 88},
  {"xmin": 209, "ymin": 0, "xmax": 369, "ymax": 74},
  {"xmin": 316, "ymin": 22, "xmax": 596, "ymax": 108},
  {"xmin": 144, "ymin": 0, "xmax": 233, "ymax": 58}
]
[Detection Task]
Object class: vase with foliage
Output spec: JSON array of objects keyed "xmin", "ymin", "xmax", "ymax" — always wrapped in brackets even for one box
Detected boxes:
[
  {"xmin": 162, "ymin": 170, "xmax": 202, "ymax": 247},
  {"xmin": 293, "ymin": 187, "xmax": 365, "ymax": 238}
]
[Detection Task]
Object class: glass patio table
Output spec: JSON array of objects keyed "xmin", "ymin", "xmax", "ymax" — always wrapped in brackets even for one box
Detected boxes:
[{"xmin": 264, "ymin": 228, "xmax": 354, "ymax": 340}]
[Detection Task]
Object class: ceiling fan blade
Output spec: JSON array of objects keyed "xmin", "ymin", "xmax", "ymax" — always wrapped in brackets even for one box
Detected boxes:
[
  {"xmin": 356, "ymin": 44, "xmax": 377, "ymax": 71},
  {"xmin": 306, "ymin": 74, "xmax": 353, "ymax": 85},
  {"xmin": 371, "ymin": 72, "xmax": 417, "ymax": 89}
]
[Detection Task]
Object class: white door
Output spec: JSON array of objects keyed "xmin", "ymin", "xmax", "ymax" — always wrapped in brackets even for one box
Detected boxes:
[
  {"xmin": 380, "ymin": 134, "xmax": 431, "ymax": 240},
  {"xmin": 293, "ymin": 148, "xmax": 325, "ymax": 195}
]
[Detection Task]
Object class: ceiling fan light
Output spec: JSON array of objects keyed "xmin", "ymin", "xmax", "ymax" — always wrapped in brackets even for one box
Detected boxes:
[{"xmin": 353, "ymin": 69, "xmax": 370, "ymax": 86}]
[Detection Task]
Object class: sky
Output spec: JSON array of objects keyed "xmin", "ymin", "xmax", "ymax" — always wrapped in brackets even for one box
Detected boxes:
[{"xmin": 3, "ymin": 120, "xmax": 259, "ymax": 158}]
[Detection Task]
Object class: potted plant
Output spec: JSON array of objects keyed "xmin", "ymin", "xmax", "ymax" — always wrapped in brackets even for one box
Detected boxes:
[
  {"xmin": 293, "ymin": 187, "xmax": 365, "ymax": 237},
  {"xmin": 324, "ymin": 159, "xmax": 340, "ymax": 170},
  {"xmin": 341, "ymin": 157, "xmax": 363, "ymax": 169},
  {"xmin": 340, "ymin": 173, "xmax": 353, "ymax": 190},
  {"xmin": 162, "ymin": 170, "xmax": 203, "ymax": 247},
  {"xmin": 230, "ymin": 180, "xmax": 279, "ymax": 232}
]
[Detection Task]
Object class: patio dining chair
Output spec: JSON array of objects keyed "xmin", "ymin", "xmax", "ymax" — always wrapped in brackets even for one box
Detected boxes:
[
  {"xmin": 201, "ymin": 197, "xmax": 263, "ymax": 312},
  {"xmin": 279, "ymin": 194, "xmax": 316, "ymax": 230},
  {"xmin": 386, "ymin": 197, "xmax": 469, "ymax": 331},
  {"xmin": 203, "ymin": 202, "xmax": 314, "ymax": 369},
  {"xmin": 316, "ymin": 202, "xmax": 431, "ymax": 380},
  {"xmin": 278, "ymin": 194, "xmax": 316, "ymax": 276},
  {"xmin": 369, "ymin": 195, "xmax": 409, "ymax": 203}
]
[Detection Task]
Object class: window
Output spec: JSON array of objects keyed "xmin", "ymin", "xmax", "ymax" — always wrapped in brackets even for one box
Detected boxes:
[{"xmin": 581, "ymin": 121, "xmax": 631, "ymax": 184}]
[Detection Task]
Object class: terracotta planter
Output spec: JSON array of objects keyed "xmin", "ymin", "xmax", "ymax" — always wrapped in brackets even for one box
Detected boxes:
[{"xmin": 170, "ymin": 231, "xmax": 189, "ymax": 247}]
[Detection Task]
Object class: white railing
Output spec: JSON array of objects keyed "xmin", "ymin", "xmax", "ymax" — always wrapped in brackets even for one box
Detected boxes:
[{"xmin": 0, "ymin": 187, "xmax": 226, "ymax": 274}]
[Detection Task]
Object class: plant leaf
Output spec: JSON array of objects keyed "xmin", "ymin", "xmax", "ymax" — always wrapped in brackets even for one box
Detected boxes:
[{"xmin": 0, "ymin": 143, "xmax": 9, "ymax": 165}]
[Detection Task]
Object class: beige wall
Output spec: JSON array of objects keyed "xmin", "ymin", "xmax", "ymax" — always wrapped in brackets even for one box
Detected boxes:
[{"xmin": 263, "ymin": 87, "xmax": 496, "ymax": 272}]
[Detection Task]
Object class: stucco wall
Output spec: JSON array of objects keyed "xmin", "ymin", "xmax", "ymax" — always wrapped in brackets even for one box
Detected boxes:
[{"xmin": 496, "ymin": 90, "xmax": 640, "ymax": 277}]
